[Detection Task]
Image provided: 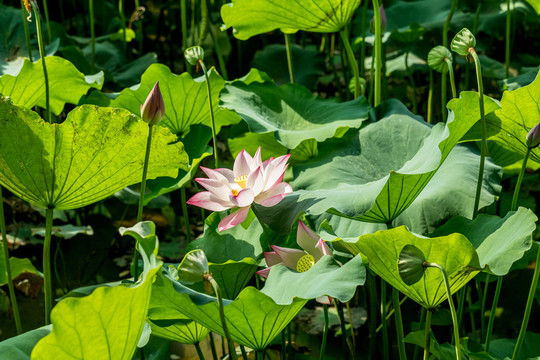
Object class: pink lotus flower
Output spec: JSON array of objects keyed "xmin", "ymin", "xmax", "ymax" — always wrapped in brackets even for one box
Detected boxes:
[
  {"xmin": 257, "ymin": 221, "xmax": 333, "ymax": 304},
  {"xmin": 141, "ymin": 81, "xmax": 165, "ymax": 125},
  {"xmin": 187, "ymin": 147, "xmax": 293, "ymax": 231}
]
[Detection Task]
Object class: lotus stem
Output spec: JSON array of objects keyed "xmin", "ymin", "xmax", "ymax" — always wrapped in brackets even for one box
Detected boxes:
[
  {"xmin": 181, "ymin": 0, "xmax": 187, "ymax": 50},
  {"xmin": 427, "ymin": 69, "xmax": 433, "ymax": 124},
  {"xmin": 427, "ymin": 262, "xmax": 461, "ymax": 360},
  {"xmin": 209, "ymin": 25, "xmax": 228, "ymax": 80},
  {"xmin": 465, "ymin": 4, "xmax": 482, "ymax": 90},
  {"xmin": 441, "ymin": 0, "xmax": 458, "ymax": 122},
  {"xmin": 372, "ymin": 0, "xmax": 382, "ymax": 106},
  {"xmin": 480, "ymin": 274, "xmax": 490, "ymax": 342},
  {"xmin": 198, "ymin": 61, "xmax": 219, "ymax": 169},
  {"xmin": 470, "ymin": 48, "xmax": 487, "ymax": 218},
  {"xmin": 360, "ymin": 0, "xmax": 368, "ymax": 78},
  {"xmin": 284, "ymin": 33, "xmax": 296, "ymax": 84},
  {"xmin": 376, "ymin": 295, "xmax": 408, "ymax": 333},
  {"xmin": 20, "ymin": 0, "xmax": 33, "ymax": 61},
  {"xmin": 89, "ymin": 0, "xmax": 95, "ymax": 72},
  {"xmin": 346, "ymin": 301, "xmax": 356, "ymax": 348},
  {"xmin": 320, "ymin": 304, "xmax": 329, "ymax": 360},
  {"xmin": 445, "ymin": 58, "xmax": 457, "ymax": 99},
  {"xmin": 485, "ymin": 276, "xmax": 502, "ymax": 351},
  {"xmin": 413, "ymin": 308, "xmax": 426, "ymax": 360},
  {"xmin": 43, "ymin": 207, "xmax": 54, "ymax": 324},
  {"xmin": 405, "ymin": 50, "xmax": 418, "ymax": 113},
  {"xmin": 423, "ymin": 310, "xmax": 432, "ymax": 360},
  {"xmin": 209, "ymin": 332, "xmax": 219, "ymax": 360},
  {"xmin": 441, "ymin": 73, "xmax": 448, "ymax": 122},
  {"xmin": 467, "ymin": 285, "xmax": 478, "ymax": 342},
  {"xmin": 512, "ymin": 147, "xmax": 531, "ymax": 211},
  {"xmin": 207, "ymin": 276, "xmax": 238, "ymax": 360},
  {"xmin": 505, "ymin": 0, "xmax": 511, "ymax": 78},
  {"xmin": 281, "ymin": 328, "xmax": 287, "ymax": 359},
  {"xmin": 39, "ymin": 0, "xmax": 52, "ymax": 43},
  {"xmin": 287, "ymin": 323, "xmax": 292, "ymax": 360},
  {"xmin": 198, "ymin": 0, "xmax": 208, "ymax": 44},
  {"xmin": 512, "ymin": 246, "xmax": 540, "ymax": 360},
  {"xmin": 393, "ymin": 288, "xmax": 407, "ymax": 360},
  {"xmin": 368, "ymin": 272, "xmax": 378, "ymax": 359},
  {"xmin": 339, "ymin": 28, "xmax": 360, "ymax": 99},
  {"xmin": 195, "ymin": 342, "xmax": 205, "ymax": 360},
  {"xmin": 335, "ymin": 299, "xmax": 355, "ymax": 359},
  {"xmin": 0, "ymin": 187, "xmax": 22, "ymax": 334},
  {"xmin": 381, "ymin": 281, "xmax": 389, "ymax": 360},
  {"xmin": 457, "ymin": 288, "xmax": 466, "ymax": 330},
  {"xmin": 240, "ymin": 345, "xmax": 248, "ymax": 360},
  {"xmin": 118, "ymin": 0, "xmax": 127, "ymax": 53},
  {"xmin": 33, "ymin": 4, "xmax": 50, "ymax": 123},
  {"xmin": 180, "ymin": 187, "xmax": 192, "ymax": 243}
]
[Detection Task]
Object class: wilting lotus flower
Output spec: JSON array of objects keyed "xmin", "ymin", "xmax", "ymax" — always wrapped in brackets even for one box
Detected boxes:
[
  {"xmin": 257, "ymin": 221, "xmax": 334, "ymax": 304},
  {"xmin": 187, "ymin": 147, "xmax": 292, "ymax": 231}
]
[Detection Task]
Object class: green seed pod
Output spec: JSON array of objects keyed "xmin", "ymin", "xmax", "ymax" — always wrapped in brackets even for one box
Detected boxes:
[
  {"xmin": 398, "ymin": 245, "xmax": 426, "ymax": 286},
  {"xmin": 184, "ymin": 46, "xmax": 205, "ymax": 66},
  {"xmin": 451, "ymin": 28, "xmax": 476, "ymax": 56},
  {"xmin": 428, "ymin": 45, "xmax": 453, "ymax": 73}
]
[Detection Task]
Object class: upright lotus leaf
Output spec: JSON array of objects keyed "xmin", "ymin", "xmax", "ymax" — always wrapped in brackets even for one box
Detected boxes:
[
  {"xmin": 150, "ymin": 273, "xmax": 307, "ymax": 350},
  {"xmin": 333, "ymin": 226, "xmax": 481, "ymax": 308},
  {"xmin": 221, "ymin": 0, "xmax": 362, "ymax": 40},
  {"xmin": 0, "ymin": 99, "xmax": 188, "ymax": 210},
  {"xmin": 481, "ymin": 70, "xmax": 540, "ymax": 163},
  {"xmin": 220, "ymin": 81, "xmax": 371, "ymax": 149},
  {"xmin": 0, "ymin": 325, "xmax": 51, "ymax": 360},
  {"xmin": 147, "ymin": 308, "xmax": 210, "ymax": 345},
  {"xmin": 0, "ymin": 56, "xmax": 103, "ymax": 115},
  {"xmin": 262, "ymin": 255, "xmax": 366, "ymax": 305},
  {"xmin": 84, "ymin": 63, "xmax": 239, "ymax": 135},
  {"xmin": 429, "ymin": 207, "xmax": 537, "ymax": 276},
  {"xmin": 177, "ymin": 249, "xmax": 210, "ymax": 283},
  {"xmin": 31, "ymin": 236, "xmax": 162, "ymax": 359}
]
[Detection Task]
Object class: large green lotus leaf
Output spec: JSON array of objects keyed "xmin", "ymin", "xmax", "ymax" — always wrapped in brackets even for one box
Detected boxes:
[
  {"xmin": 32, "ymin": 234, "xmax": 162, "ymax": 360},
  {"xmin": 0, "ymin": 56, "xmax": 103, "ymax": 115},
  {"xmin": 150, "ymin": 273, "xmax": 307, "ymax": 350},
  {"xmin": 333, "ymin": 226, "xmax": 481, "ymax": 308},
  {"xmin": 221, "ymin": 0, "xmax": 362, "ymax": 40},
  {"xmin": 0, "ymin": 326, "xmax": 51, "ymax": 360},
  {"xmin": 0, "ymin": 99, "xmax": 188, "ymax": 210},
  {"xmin": 147, "ymin": 309, "xmax": 209, "ymax": 345},
  {"xmin": 220, "ymin": 81, "xmax": 371, "ymax": 149},
  {"xmin": 257, "ymin": 96, "xmax": 500, "ymax": 233},
  {"xmin": 187, "ymin": 212, "xmax": 264, "ymax": 263},
  {"xmin": 480, "ymin": 71, "xmax": 540, "ymax": 163},
  {"xmin": 429, "ymin": 208, "xmax": 537, "ymax": 276},
  {"xmin": 85, "ymin": 63, "xmax": 239, "ymax": 135},
  {"xmin": 261, "ymin": 255, "xmax": 366, "ymax": 305}
]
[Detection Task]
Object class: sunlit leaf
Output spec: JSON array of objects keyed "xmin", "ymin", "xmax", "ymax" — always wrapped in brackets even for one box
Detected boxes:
[
  {"xmin": 0, "ymin": 326, "xmax": 51, "ymax": 360},
  {"xmin": 147, "ymin": 309, "xmax": 210, "ymax": 345}
]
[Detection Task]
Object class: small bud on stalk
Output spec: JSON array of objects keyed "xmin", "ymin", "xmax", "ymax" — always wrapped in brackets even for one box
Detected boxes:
[
  {"xmin": 140, "ymin": 81, "xmax": 165, "ymax": 125},
  {"xmin": 184, "ymin": 46, "xmax": 205, "ymax": 66},
  {"xmin": 451, "ymin": 28, "xmax": 476, "ymax": 56},
  {"xmin": 526, "ymin": 123, "xmax": 540, "ymax": 149},
  {"xmin": 369, "ymin": 5, "xmax": 387, "ymax": 34}
]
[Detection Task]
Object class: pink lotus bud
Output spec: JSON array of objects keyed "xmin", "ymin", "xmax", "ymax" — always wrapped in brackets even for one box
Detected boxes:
[
  {"xmin": 526, "ymin": 122, "xmax": 540, "ymax": 148},
  {"xmin": 140, "ymin": 81, "xmax": 165, "ymax": 125},
  {"xmin": 370, "ymin": 5, "xmax": 387, "ymax": 34}
]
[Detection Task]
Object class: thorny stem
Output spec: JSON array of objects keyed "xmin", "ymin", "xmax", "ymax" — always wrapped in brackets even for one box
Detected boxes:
[
  {"xmin": 393, "ymin": 288, "xmax": 407, "ymax": 360},
  {"xmin": 199, "ymin": 61, "xmax": 219, "ymax": 168},
  {"xmin": 339, "ymin": 28, "xmax": 360, "ymax": 99},
  {"xmin": 0, "ymin": 187, "xmax": 22, "ymax": 334},
  {"xmin": 372, "ymin": 0, "xmax": 382, "ymax": 106},
  {"xmin": 284, "ymin": 33, "xmax": 296, "ymax": 84},
  {"xmin": 43, "ymin": 207, "xmax": 54, "ymax": 324}
]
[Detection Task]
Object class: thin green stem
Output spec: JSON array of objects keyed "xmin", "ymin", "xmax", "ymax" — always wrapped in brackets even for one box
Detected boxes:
[
  {"xmin": 33, "ymin": 5, "xmax": 50, "ymax": 123},
  {"xmin": 423, "ymin": 310, "xmax": 432, "ymax": 360},
  {"xmin": 467, "ymin": 285, "xmax": 477, "ymax": 342},
  {"xmin": 505, "ymin": 0, "xmax": 511, "ymax": 79},
  {"xmin": 470, "ymin": 49, "xmax": 487, "ymax": 218},
  {"xmin": 281, "ymin": 328, "xmax": 286, "ymax": 359},
  {"xmin": 209, "ymin": 332, "xmax": 218, "ymax": 360},
  {"xmin": 199, "ymin": 0, "xmax": 209, "ymax": 44},
  {"xmin": 445, "ymin": 58, "xmax": 457, "ymax": 99},
  {"xmin": 405, "ymin": 50, "xmax": 417, "ymax": 113},
  {"xmin": 209, "ymin": 25, "xmax": 228, "ymax": 79},
  {"xmin": 118, "ymin": 0, "xmax": 127, "ymax": 54},
  {"xmin": 180, "ymin": 187, "xmax": 192, "ymax": 243},
  {"xmin": 89, "ymin": 0, "xmax": 96, "ymax": 72},
  {"xmin": 43, "ymin": 207, "xmax": 54, "ymax": 324},
  {"xmin": 339, "ymin": 28, "xmax": 360, "ymax": 99},
  {"xmin": 372, "ymin": 0, "xmax": 382, "ymax": 106},
  {"xmin": 240, "ymin": 345, "xmax": 248, "ymax": 360},
  {"xmin": 335, "ymin": 299, "xmax": 355, "ymax": 359},
  {"xmin": 257, "ymin": 351, "xmax": 264, "ymax": 360},
  {"xmin": 393, "ymin": 288, "xmax": 407, "ymax": 360},
  {"xmin": 457, "ymin": 288, "xmax": 466, "ymax": 330},
  {"xmin": 346, "ymin": 301, "xmax": 356, "ymax": 349},
  {"xmin": 376, "ymin": 295, "xmax": 408, "ymax": 333},
  {"xmin": 20, "ymin": 0, "xmax": 33, "ymax": 61},
  {"xmin": 284, "ymin": 33, "xmax": 296, "ymax": 84},
  {"xmin": 208, "ymin": 277, "xmax": 238, "ymax": 360},
  {"xmin": 512, "ymin": 147, "xmax": 531, "ymax": 211},
  {"xmin": 368, "ymin": 272, "xmax": 378, "ymax": 359},
  {"xmin": 381, "ymin": 281, "xmax": 389, "ymax": 360},
  {"xmin": 0, "ymin": 187, "xmax": 22, "ymax": 334},
  {"xmin": 441, "ymin": 72, "xmax": 448, "ymax": 122},
  {"xmin": 443, "ymin": 0, "xmax": 458, "ymax": 48},
  {"xmin": 181, "ymin": 0, "xmax": 187, "ymax": 50},
  {"xmin": 465, "ymin": 4, "xmax": 482, "ymax": 90},
  {"xmin": 413, "ymin": 308, "xmax": 426, "ymax": 360},
  {"xmin": 481, "ymin": 274, "xmax": 490, "ymax": 342},
  {"xmin": 485, "ymin": 276, "xmax": 502, "ymax": 352},
  {"xmin": 195, "ymin": 342, "xmax": 206, "ymax": 360},
  {"xmin": 360, "ymin": 0, "xmax": 368, "ymax": 78},
  {"xmin": 40, "ymin": 0, "xmax": 52, "ymax": 43},
  {"xmin": 427, "ymin": 69, "xmax": 433, "ymax": 124},
  {"xmin": 512, "ymin": 246, "xmax": 540, "ymax": 360},
  {"xmin": 427, "ymin": 263, "xmax": 461, "ymax": 360},
  {"xmin": 199, "ymin": 61, "xmax": 219, "ymax": 168},
  {"xmin": 320, "ymin": 304, "xmax": 329, "ymax": 360},
  {"xmin": 287, "ymin": 323, "xmax": 292, "ymax": 360}
]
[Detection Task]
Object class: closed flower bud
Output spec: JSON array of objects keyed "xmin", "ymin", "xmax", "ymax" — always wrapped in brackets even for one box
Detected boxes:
[
  {"xmin": 451, "ymin": 28, "xmax": 476, "ymax": 56},
  {"xmin": 428, "ymin": 45, "xmax": 452, "ymax": 73},
  {"xmin": 140, "ymin": 81, "xmax": 165, "ymax": 125},
  {"xmin": 184, "ymin": 46, "xmax": 205, "ymax": 66},
  {"xmin": 526, "ymin": 123, "xmax": 540, "ymax": 148},
  {"xmin": 370, "ymin": 5, "xmax": 387, "ymax": 34}
]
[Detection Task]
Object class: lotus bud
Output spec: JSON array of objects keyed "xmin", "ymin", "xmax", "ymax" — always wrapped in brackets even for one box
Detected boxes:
[
  {"xmin": 428, "ymin": 45, "xmax": 453, "ymax": 73},
  {"xmin": 526, "ymin": 123, "xmax": 540, "ymax": 149},
  {"xmin": 370, "ymin": 5, "xmax": 387, "ymax": 34},
  {"xmin": 140, "ymin": 81, "xmax": 165, "ymax": 125},
  {"xmin": 184, "ymin": 46, "xmax": 205, "ymax": 66},
  {"xmin": 451, "ymin": 28, "xmax": 476, "ymax": 56}
]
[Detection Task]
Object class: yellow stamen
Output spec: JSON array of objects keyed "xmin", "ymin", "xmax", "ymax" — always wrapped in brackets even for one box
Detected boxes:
[
  {"xmin": 296, "ymin": 254, "xmax": 315, "ymax": 273},
  {"xmin": 234, "ymin": 174, "xmax": 248, "ymax": 189},
  {"xmin": 231, "ymin": 189, "xmax": 239, "ymax": 196}
]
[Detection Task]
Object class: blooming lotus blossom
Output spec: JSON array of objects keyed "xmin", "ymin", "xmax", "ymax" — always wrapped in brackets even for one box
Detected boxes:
[
  {"xmin": 187, "ymin": 147, "xmax": 292, "ymax": 231},
  {"xmin": 257, "ymin": 221, "xmax": 334, "ymax": 304}
]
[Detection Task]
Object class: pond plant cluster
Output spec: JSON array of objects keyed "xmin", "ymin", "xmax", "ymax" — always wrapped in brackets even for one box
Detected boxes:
[{"xmin": 1, "ymin": 0, "xmax": 540, "ymax": 359}]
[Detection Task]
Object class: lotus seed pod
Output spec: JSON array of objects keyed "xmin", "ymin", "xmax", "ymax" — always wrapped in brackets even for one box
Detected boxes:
[
  {"xmin": 526, "ymin": 123, "xmax": 540, "ymax": 148},
  {"xmin": 184, "ymin": 46, "xmax": 205, "ymax": 66},
  {"xmin": 428, "ymin": 45, "xmax": 453, "ymax": 73},
  {"xmin": 140, "ymin": 81, "xmax": 165, "ymax": 125},
  {"xmin": 369, "ymin": 5, "xmax": 387, "ymax": 34},
  {"xmin": 451, "ymin": 28, "xmax": 476, "ymax": 56}
]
